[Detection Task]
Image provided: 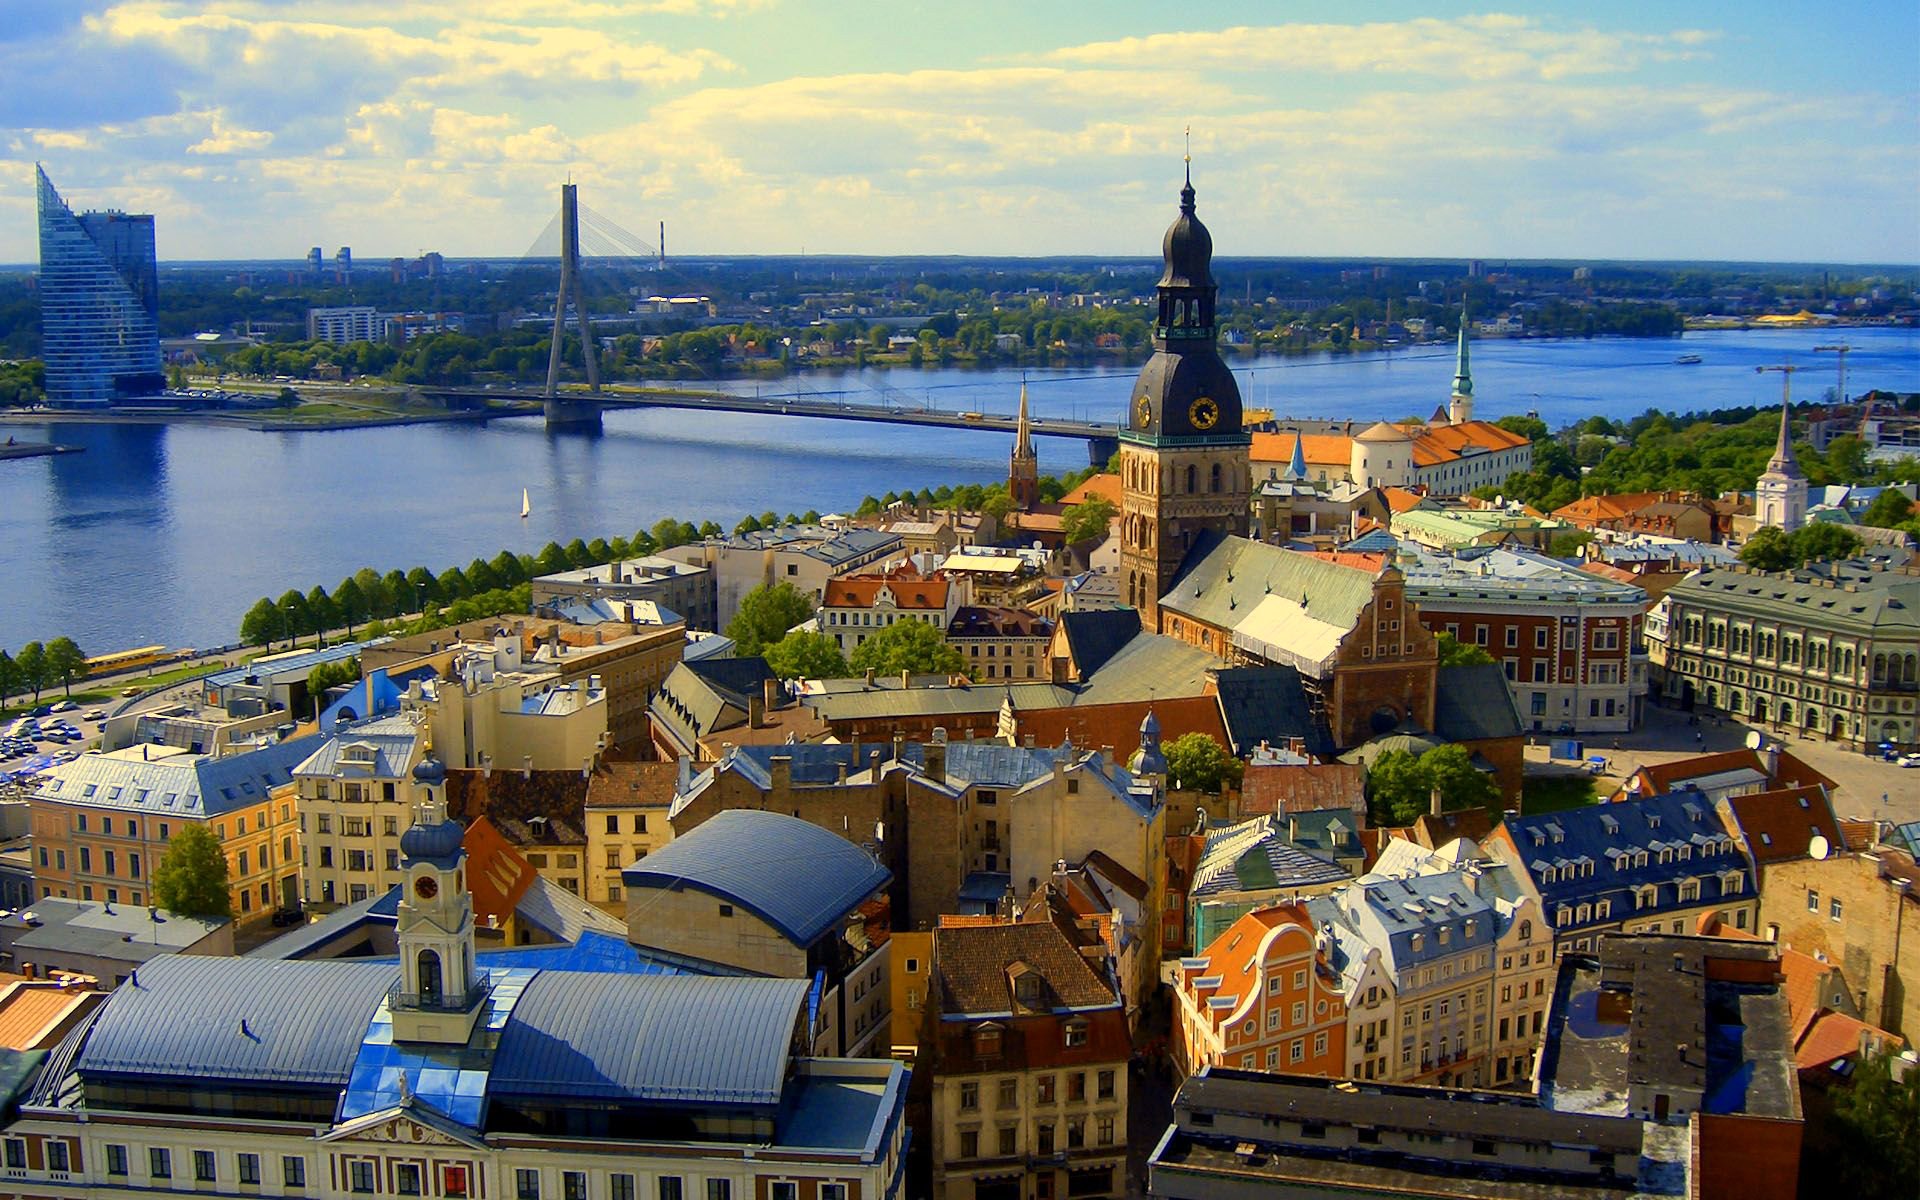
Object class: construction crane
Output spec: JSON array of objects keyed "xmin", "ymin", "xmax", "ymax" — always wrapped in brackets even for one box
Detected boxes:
[
  {"xmin": 1755, "ymin": 362, "xmax": 1799, "ymax": 412},
  {"xmin": 1812, "ymin": 343, "xmax": 1853, "ymax": 403}
]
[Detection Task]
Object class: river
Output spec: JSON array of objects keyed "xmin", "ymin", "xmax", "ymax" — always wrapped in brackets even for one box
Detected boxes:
[{"xmin": 1, "ymin": 325, "xmax": 1914, "ymax": 654}]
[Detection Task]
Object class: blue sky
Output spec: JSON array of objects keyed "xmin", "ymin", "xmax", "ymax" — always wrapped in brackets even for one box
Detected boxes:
[{"xmin": 2, "ymin": 1, "xmax": 1915, "ymax": 263}]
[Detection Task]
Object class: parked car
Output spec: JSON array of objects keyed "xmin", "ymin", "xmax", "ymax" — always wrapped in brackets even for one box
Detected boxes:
[
  {"xmin": 83, "ymin": 710, "xmax": 105, "ymax": 721},
  {"xmin": 120, "ymin": 686, "xmax": 141, "ymax": 697},
  {"xmin": 50, "ymin": 700, "xmax": 78, "ymax": 713},
  {"xmin": 1900, "ymin": 752, "xmax": 1920, "ymax": 768}
]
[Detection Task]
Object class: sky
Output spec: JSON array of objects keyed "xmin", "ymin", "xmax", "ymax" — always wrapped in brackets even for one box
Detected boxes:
[{"xmin": 2, "ymin": 1, "xmax": 1916, "ymax": 265}]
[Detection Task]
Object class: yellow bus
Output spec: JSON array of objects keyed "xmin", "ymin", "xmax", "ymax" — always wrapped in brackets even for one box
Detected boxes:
[{"xmin": 84, "ymin": 645, "xmax": 171, "ymax": 677}]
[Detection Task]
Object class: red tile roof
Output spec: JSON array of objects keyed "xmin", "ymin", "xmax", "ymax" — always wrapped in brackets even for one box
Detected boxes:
[
  {"xmin": 1625, "ymin": 748, "xmax": 1836, "ymax": 798},
  {"xmin": 1240, "ymin": 763, "xmax": 1367, "ymax": 817},
  {"xmin": 584, "ymin": 760, "xmax": 679, "ymax": 810},
  {"xmin": 1795, "ymin": 1011, "xmax": 1905, "ymax": 1072},
  {"xmin": 0, "ymin": 981, "xmax": 102, "ymax": 1051},
  {"xmin": 1721, "ymin": 785, "xmax": 1843, "ymax": 865},
  {"xmin": 1059, "ymin": 474, "xmax": 1121, "ymax": 507},
  {"xmin": 1011, "ymin": 696, "xmax": 1229, "ymax": 758},
  {"xmin": 823, "ymin": 575, "xmax": 951, "ymax": 610},
  {"xmin": 462, "ymin": 815, "xmax": 538, "ymax": 931}
]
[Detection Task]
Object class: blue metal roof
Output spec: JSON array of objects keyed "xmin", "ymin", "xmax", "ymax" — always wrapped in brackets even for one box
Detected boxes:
[
  {"xmin": 490, "ymin": 973, "xmax": 808, "ymax": 1106},
  {"xmin": 1500, "ymin": 789, "xmax": 1752, "ymax": 935},
  {"xmin": 622, "ymin": 809, "xmax": 891, "ymax": 947},
  {"xmin": 76, "ymin": 954, "xmax": 396, "ymax": 1088},
  {"xmin": 472, "ymin": 931, "xmax": 733, "ymax": 976},
  {"xmin": 338, "ymin": 968, "xmax": 539, "ymax": 1128},
  {"xmin": 204, "ymin": 639, "xmax": 388, "ymax": 690}
]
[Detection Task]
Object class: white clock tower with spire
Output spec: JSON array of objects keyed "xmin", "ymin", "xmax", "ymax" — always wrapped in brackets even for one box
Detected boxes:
[{"xmin": 389, "ymin": 755, "xmax": 486, "ymax": 1045}]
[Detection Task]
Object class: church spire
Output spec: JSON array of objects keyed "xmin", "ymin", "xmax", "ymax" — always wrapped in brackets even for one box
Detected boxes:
[
  {"xmin": 1288, "ymin": 432, "xmax": 1307, "ymax": 480},
  {"xmin": 1008, "ymin": 376, "xmax": 1039, "ymax": 509},
  {"xmin": 1448, "ymin": 307, "xmax": 1474, "ymax": 425},
  {"xmin": 1768, "ymin": 388, "xmax": 1801, "ymax": 476},
  {"xmin": 1014, "ymin": 378, "xmax": 1035, "ymax": 458}
]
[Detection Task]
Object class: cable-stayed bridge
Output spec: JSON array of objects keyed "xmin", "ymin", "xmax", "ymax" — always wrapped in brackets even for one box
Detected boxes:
[{"xmin": 501, "ymin": 183, "xmax": 1121, "ymax": 459}]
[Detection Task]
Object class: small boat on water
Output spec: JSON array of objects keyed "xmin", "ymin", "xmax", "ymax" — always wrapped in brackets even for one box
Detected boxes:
[
  {"xmin": 520, "ymin": 487, "xmax": 530, "ymax": 518},
  {"xmin": 1674, "ymin": 354, "xmax": 1703, "ymax": 365}
]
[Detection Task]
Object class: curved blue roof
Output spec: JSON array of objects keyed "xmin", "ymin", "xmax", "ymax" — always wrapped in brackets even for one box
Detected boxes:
[
  {"xmin": 77, "ymin": 955, "xmax": 395, "ymax": 1087},
  {"xmin": 491, "ymin": 973, "xmax": 807, "ymax": 1106},
  {"xmin": 622, "ymin": 809, "xmax": 891, "ymax": 946}
]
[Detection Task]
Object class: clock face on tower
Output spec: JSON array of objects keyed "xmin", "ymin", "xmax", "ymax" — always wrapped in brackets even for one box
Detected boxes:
[
  {"xmin": 414, "ymin": 875, "xmax": 439, "ymax": 901},
  {"xmin": 1135, "ymin": 396, "xmax": 1153, "ymax": 428},
  {"xmin": 1188, "ymin": 396, "xmax": 1220, "ymax": 430}
]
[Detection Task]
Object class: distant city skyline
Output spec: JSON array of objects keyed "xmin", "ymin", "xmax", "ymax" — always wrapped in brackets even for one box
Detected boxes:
[{"xmin": 1, "ymin": 2, "xmax": 1916, "ymax": 265}]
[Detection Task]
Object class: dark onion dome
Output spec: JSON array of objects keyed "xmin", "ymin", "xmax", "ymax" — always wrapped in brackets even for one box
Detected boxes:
[
  {"xmin": 1159, "ymin": 175, "xmax": 1214, "ymax": 289},
  {"xmin": 412, "ymin": 756, "xmax": 446, "ymax": 785},
  {"xmin": 400, "ymin": 811, "xmax": 464, "ymax": 867}
]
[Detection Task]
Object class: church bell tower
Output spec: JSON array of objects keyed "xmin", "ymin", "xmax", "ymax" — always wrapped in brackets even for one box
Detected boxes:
[
  {"xmin": 1118, "ymin": 161, "xmax": 1251, "ymax": 629},
  {"xmin": 390, "ymin": 756, "xmax": 486, "ymax": 1045}
]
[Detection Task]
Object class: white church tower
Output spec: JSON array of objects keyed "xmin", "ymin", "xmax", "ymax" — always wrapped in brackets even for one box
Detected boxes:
[
  {"xmin": 389, "ymin": 756, "xmax": 486, "ymax": 1044},
  {"xmin": 1754, "ymin": 391, "xmax": 1808, "ymax": 533}
]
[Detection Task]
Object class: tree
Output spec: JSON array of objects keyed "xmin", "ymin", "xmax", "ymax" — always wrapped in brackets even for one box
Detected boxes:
[
  {"xmin": 271, "ymin": 593, "xmax": 308, "ymax": 647},
  {"xmin": 1366, "ymin": 749, "xmax": 1431, "ymax": 826},
  {"xmin": 1739, "ymin": 527, "xmax": 1796, "ymax": 572},
  {"xmin": 1163, "ymin": 732, "xmax": 1244, "ymax": 794},
  {"xmin": 14, "ymin": 642, "xmax": 46, "ymax": 703},
  {"xmin": 0, "ymin": 650, "xmax": 17, "ymax": 706},
  {"xmin": 306, "ymin": 586, "xmax": 339, "ymax": 646},
  {"xmin": 334, "ymin": 576, "xmax": 367, "ymax": 634},
  {"xmin": 1419, "ymin": 744, "xmax": 1499, "ymax": 810},
  {"xmin": 1548, "ymin": 530, "xmax": 1595, "ymax": 558},
  {"xmin": 651, "ymin": 517, "xmax": 690, "ymax": 550},
  {"xmin": 1494, "ymin": 414, "xmax": 1549, "ymax": 442},
  {"xmin": 1060, "ymin": 497, "xmax": 1118, "ymax": 544},
  {"xmin": 490, "ymin": 550, "xmax": 527, "ymax": 586},
  {"xmin": 1435, "ymin": 631, "xmax": 1495, "ymax": 667},
  {"xmin": 849, "ymin": 618, "xmax": 968, "ymax": 678},
  {"xmin": 404, "ymin": 566, "xmax": 439, "ymax": 608},
  {"xmin": 1823, "ymin": 1046, "xmax": 1920, "ymax": 1200},
  {"xmin": 151, "ymin": 824, "xmax": 232, "ymax": 919},
  {"xmin": 726, "ymin": 582, "xmax": 816, "ymax": 658},
  {"xmin": 240, "ymin": 597, "xmax": 280, "ymax": 646},
  {"xmin": 1793, "ymin": 521, "xmax": 1862, "ymax": 563},
  {"xmin": 764, "ymin": 630, "xmax": 851, "ymax": 680},
  {"xmin": 44, "ymin": 637, "xmax": 86, "ymax": 696},
  {"xmin": 1860, "ymin": 489, "xmax": 1915, "ymax": 528}
]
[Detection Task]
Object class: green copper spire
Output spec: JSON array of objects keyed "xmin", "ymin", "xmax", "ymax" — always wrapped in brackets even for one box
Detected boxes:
[{"xmin": 1451, "ymin": 307, "xmax": 1473, "ymax": 398}]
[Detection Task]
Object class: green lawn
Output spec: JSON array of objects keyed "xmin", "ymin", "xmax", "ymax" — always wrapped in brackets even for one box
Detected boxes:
[{"xmin": 1521, "ymin": 774, "xmax": 1599, "ymax": 815}]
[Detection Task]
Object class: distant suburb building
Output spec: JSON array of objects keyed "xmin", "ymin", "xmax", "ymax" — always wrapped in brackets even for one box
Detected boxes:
[
  {"xmin": 305, "ymin": 305, "xmax": 383, "ymax": 345},
  {"xmin": 661, "ymin": 524, "xmax": 902, "ymax": 631},
  {"xmin": 1648, "ymin": 557, "xmax": 1920, "ymax": 748},
  {"xmin": 35, "ymin": 165, "xmax": 162, "ymax": 407}
]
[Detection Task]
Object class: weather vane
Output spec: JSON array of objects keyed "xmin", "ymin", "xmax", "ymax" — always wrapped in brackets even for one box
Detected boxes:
[{"xmin": 1184, "ymin": 124, "xmax": 1191, "ymax": 164}]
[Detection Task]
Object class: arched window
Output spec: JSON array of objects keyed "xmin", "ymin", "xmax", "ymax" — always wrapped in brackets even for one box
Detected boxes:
[
  {"xmin": 1211, "ymin": 463, "xmax": 1222, "ymax": 493},
  {"xmin": 416, "ymin": 949, "xmax": 443, "ymax": 1004},
  {"xmin": 1518, "ymin": 920, "xmax": 1532, "ymax": 941},
  {"xmin": 1186, "ymin": 464, "xmax": 1197, "ymax": 493}
]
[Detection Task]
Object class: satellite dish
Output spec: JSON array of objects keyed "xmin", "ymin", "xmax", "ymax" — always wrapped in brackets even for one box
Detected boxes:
[
  {"xmin": 1745, "ymin": 731, "xmax": 1763, "ymax": 750},
  {"xmin": 1809, "ymin": 834, "xmax": 1830, "ymax": 861}
]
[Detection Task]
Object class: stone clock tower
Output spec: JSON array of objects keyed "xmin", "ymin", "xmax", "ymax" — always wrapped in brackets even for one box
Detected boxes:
[
  {"xmin": 1118, "ymin": 166, "xmax": 1251, "ymax": 629},
  {"xmin": 390, "ymin": 756, "xmax": 485, "ymax": 1045}
]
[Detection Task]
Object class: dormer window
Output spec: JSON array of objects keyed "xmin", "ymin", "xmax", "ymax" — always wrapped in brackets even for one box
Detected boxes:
[
  {"xmin": 1064, "ymin": 1020, "xmax": 1088, "ymax": 1048},
  {"xmin": 975, "ymin": 1025, "xmax": 1003, "ymax": 1057},
  {"xmin": 1410, "ymin": 933, "xmax": 1424, "ymax": 952}
]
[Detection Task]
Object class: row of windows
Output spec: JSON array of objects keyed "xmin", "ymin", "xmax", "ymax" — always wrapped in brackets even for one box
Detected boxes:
[
  {"xmin": 13, "ymin": 1141, "xmax": 309, "ymax": 1190},
  {"xmin": 954, "ymin": 1117, "xmax": 1115, "ymax": 1159},
  {"xmin": 957, "ymin": 1068, "xmax": 1116, "ymax": 1110}
]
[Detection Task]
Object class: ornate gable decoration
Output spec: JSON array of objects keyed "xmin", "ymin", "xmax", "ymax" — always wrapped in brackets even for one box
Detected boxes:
[{"xmin": 325, "ymin": 1108, "xmax": 487, "ymax": 1150}]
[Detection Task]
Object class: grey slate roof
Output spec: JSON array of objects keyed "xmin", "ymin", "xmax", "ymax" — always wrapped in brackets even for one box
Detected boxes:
[
  {"xmin": 1071, "ymin": 629, "xmax": 1223, "ymax": 704},
  {"xmin": 1212, "ymin": 665, "xmax": 1334, "ymax": 757},
  {"xmin": 75, "ymin": 954, "xmax": 395, "ymax": 1087},
  {"xmin": 490, "ymin": 973, "xmax": 807, "ymax": 1105},
  {"xmin": 1057, "ymin": 609, "xmax": 1141, "ymax": 677},
  {"xmin": 1, "ymin": 898, "xmax": 226, "ymax": 961},
  {"xmin": 34, "ymin": 733, "xmax": 324, "ymax": 819},
  {"xmin": 622, "ymin": 810, "xmax": 892, "ymax": 947},
  {"xmin": 1433, "ymin": 663, "xmax": 1524, "ymax": 743},
  {"xmin": 293, "ymin": 713, "xmax": 422, "ymax": 778},
  {"xmin": 1666, "ymin": 558, "xmax": 1920, "ymax": 639},
  {"xmin": 515, "ymin": 873, "xmax": 627, "ymax": 942}
]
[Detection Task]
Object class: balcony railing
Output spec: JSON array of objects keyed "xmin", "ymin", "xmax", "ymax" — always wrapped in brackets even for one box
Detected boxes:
[{"xmin": 390, "ymin": 972, "xmax": 492, "ymax": 1014}]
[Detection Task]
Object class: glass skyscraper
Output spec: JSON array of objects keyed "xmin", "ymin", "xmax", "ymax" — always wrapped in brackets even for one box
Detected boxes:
[{"xmin": 35, "ymin": 164, "xmax": 163, "ymax": 408}]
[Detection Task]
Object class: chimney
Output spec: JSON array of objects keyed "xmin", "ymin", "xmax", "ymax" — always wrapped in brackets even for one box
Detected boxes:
[
  {"xmin": 926, "ymin": 727, "xmax": 948, "ymax": 781},
  {"xmin": 770, "ymin": 755, "xmax": 792, "ymax": 792},
  {"xmin": 1762, "ymin": 742, "xmax": 1780, "ymax": 781},
  {"xmin": 676, "ymin": 753, "xmax": 692, "ymax": 795},
  {"xmin": 900, "ymin": 669, "xmax": 912, "ymax": 688},
  {"xmin": 748, "ymin": 691, "xmax": 766, "ymax": 729},
  {"xmin": 522, "ymin": 755, "xmax": 533, "ymax": 779},
  {"xmin": 1430, "ymin": 786, "xmax": 1444, "ymax": 818},
  {"xmin": 864, "ymin": 668, "xmax": 876, "ymax": 686},
  {"xmin": 891, "ymin": 733, "xmax": 906, "ymax": 764},
  {"xmin": 763, "ymin": 677, "xmax": 782, "ymax": 711}
]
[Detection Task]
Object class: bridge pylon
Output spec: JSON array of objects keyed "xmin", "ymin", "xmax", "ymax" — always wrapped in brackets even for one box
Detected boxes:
[{"xmin": 544, "ymin": 181, "xmax": 602, "ymax": 432}]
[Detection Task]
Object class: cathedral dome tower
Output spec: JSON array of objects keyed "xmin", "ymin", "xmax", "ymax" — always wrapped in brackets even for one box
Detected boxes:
[{"xmin": 1118, "ymin": 162, "xmax": 1252, "ymax": 627}]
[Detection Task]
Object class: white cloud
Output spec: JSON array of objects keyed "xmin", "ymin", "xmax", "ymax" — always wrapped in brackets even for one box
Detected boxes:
[{"xmin": 1046, "ymin": 14, "xmax": 1719, "ymax": 82}]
